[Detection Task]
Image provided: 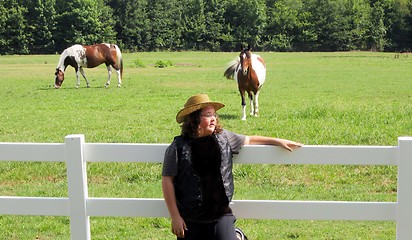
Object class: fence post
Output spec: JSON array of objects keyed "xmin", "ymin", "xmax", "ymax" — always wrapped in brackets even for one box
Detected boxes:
[
  {"xmin": 65, "ymin": 134, "xmax": 90, "ymax": 240},
  {"xmin": 396, "ymin": 137, "xmax": 412, "ymax": 240}
]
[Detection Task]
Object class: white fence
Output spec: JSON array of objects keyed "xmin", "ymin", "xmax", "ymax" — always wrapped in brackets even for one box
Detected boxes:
[{"xmin": 0, "ymin": 134, "xmax": 411, "ymax": 239}]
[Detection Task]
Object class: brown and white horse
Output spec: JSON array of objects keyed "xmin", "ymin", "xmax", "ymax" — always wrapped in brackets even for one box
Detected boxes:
[
  {"xmin": 224, "ymin": 45, "xmax": 266, "ymax": 120},
  {"xmin": 54, "ymin": 43, "xmax": 123, "ymax": 89}
]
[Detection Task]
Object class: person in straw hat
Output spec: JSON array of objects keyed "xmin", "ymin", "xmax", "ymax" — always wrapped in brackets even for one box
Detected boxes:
[{"xmin": 162, "ymin": 94, "xmax": 302, "ymax": 240}]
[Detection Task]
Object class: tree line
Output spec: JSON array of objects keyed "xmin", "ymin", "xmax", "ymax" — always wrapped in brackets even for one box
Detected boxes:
[{"xmin": 0, "ymin": 0, "xmax": 411, "ymax": 54}]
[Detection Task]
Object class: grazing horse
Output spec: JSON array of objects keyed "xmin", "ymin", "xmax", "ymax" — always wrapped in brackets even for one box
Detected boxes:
[
  {"xmin": 54, "ymin": 43, "xmax": 123, "ymax": 89},
  {"xmin": 224, "ymin": 45, "xmax": 266, "ymax": 120}
]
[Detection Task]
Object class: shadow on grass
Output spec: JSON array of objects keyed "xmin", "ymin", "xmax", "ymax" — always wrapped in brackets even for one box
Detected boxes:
[
  {"xmin": 321, "ymin": 55, "xmax": 390, "ymax": 59},
  {"xmin": 38, "ymin": 85, "xmax": 107, "ymax": 91},
  {"xmin": 219, "ymin": 113, "xmax": 239, "ymax": 120}
]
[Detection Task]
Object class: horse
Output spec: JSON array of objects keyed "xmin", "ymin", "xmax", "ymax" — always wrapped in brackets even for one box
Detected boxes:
[
  {"xmin": 223, "ymin": 45, "xmax": 266, "ymax": 120},
  {"xmin": 54, "ymin": 43, "xmax": 123, "ymax": 89}
]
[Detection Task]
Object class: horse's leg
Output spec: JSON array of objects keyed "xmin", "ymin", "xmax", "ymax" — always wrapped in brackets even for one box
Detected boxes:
[
  {"xmin": 254, "ymin": 91, "xmax": 260, "ymax": 117},
  {"xmin": 79, "ymin": 67, "xmax": 90, "ymax": 88},
  {"xmin": 75, "ymin": 68, "xmax": 81, "ymax": 89},
  {"xmin": 239, "ymin": 89, "xmax": 247, "ymax": 120},
  {"xmin": 116, "ymin": 69, "xmax": 122, "ymax": 87},
  {"xmin": 105, "ymin": 65, "xmax": 112, "ymax": 88},
  {"xmin": 115, "ymin": 68, "xmax": 122, "ymax": 88},
  {"xmin": 248, "ymin": 92, "xmax": 255, "ymax": 116}
]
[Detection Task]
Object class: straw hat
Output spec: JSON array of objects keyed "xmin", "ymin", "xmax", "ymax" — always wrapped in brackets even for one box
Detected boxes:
[{"xmin": 176, "ymin": 94, "xmax": 225, "ymax": 123}]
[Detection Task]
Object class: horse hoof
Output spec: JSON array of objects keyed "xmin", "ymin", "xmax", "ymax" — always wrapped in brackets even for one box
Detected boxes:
[
  {"xmin": 241, "ymin": 117, "xmax": 247, "ymax": 121},
  {"xmin": 75, "ymin": 86, "xmax": 79, "ymax": 89},
  {"xmin": 117, "ymin": 85, "xmax": 121, "ymax": 88}
]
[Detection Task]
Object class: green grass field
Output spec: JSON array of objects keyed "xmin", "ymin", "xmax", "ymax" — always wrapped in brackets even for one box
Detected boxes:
[{"xmin": 0, "ymin": 51, "xmax": 411, "ymax": 239}]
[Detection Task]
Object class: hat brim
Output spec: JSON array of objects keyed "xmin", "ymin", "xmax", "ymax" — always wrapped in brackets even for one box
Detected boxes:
[{"xmin": 176, "ymin": 102, "xmax": 225, "ymax": 123}]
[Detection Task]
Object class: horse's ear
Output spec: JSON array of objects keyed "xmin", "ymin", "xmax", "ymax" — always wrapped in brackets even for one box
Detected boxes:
[
  {"xmin": 240, "ymin": 44, "xmax": 243, "ymax": 51},
  {"xmin": 247, "ymin": 44, "xmax": 251, "ymax": 51}
]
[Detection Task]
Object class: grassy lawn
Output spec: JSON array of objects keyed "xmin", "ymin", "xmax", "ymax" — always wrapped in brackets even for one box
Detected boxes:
[{"xmin": 0, "ymin": 51, "xmax": 411, "ymax": 239}]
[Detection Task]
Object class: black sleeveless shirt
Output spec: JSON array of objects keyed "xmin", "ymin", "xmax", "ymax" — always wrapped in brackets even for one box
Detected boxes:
[{"xmin": 190, "ymin": 135, "xmax": 231, "ymax": 221}]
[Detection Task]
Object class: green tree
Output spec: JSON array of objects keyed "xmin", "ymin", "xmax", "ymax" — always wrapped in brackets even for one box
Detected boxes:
[
  {"xmin": 181, "ymin": 0, "xmax": 207, "ymax": 50},
  {"xmin": 179, "ymin": 0, "xmax": 227, "ymax": 51},
  {"xmin": 1, "ymin": 0, "xmax": 412, "ymax": 53},
  {"xmin": 368, "ymin": 0, "xmax": 387, "ymax": 51},
  {"xmin": 386, "ymin": 0, "xmax": 412, "ymax": 50},
  {"xmin": 404, "ymin": 1, "xmax": 412, "ymax": 50},
  {"xmin": 203, "ymin": 0, "xmax": 230, "ymax": 51},
  {"xmin": 0, "ymin": 0, "xmax": 29, "ymax": 54},
  {"xmin": 54, "ymin": 0, "xmax": 116, "ymax": 51},
  {"xmin": 224, "ymin": 0, "xmax": 267, "ymax": 50},
  {"xmin": 107, "ymin": 0, "xmax": 150, "ymax": 51},
  {"xmin": 145, "ymin": 0, "xmax": 184, "ymax": 51},
  {"xmin": 23, "ymin": 0, "xmax": 56, "ymax": 54},
  {"xmin": 96, "ymin": 0, "xmax": 117, "ymax": 43},
  {"xmin": 264, "ymin": 0, "xmax": 316, "ymax": 51},
  {"xmin": 305, "ymin": 0, "xmax": 370, "ymax": 51}
]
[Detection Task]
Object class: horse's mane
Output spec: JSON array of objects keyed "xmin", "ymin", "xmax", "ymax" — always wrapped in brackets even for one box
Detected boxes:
[
  {"xmin": 56, "ymin": 45, "xmax": 84, "ymax": 71},
  {"xmin": 56, "ymin": 50, "xmax": 69, "ymax": 71}
]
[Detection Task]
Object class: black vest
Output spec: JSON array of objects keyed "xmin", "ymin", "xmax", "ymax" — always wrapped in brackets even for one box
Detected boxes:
[{"xmin": 173, "ymin": 132, "xmax": 234, "ymax": 219}]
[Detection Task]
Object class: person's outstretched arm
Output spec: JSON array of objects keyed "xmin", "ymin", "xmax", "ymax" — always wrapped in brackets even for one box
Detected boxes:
[{"xmin": 244, "ymin": 136, "xmax": 302, "ymax": 152}]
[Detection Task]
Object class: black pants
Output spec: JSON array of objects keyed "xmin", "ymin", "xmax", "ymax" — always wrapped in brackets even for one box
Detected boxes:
[{"xmin": 177, "ymin": 214, "xmax": 237, "ymax": 240}]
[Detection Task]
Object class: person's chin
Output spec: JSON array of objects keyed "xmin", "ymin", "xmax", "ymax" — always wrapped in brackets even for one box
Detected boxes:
[{"xmin": 207, "ymin": 127, "xmax": 216, "ymax": 134}]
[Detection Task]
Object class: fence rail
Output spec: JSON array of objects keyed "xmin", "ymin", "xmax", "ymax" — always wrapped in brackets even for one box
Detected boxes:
[{"xmin": 0, "ymin": 135, "xmax": 411, "ymax": 239}]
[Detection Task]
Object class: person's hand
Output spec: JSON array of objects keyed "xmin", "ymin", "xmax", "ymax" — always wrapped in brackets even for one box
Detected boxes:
[
  {"xmin": 279, "ymin": 139, "xmax": 302, "ymax": 152},
  {"xmin": 171, "ymin": 215, "xmax": 187, "ymax": 238}
]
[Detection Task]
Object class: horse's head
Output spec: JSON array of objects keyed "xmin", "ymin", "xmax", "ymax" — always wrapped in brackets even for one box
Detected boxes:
[
  {"xmin": 239, "ymin": 45, "xmax": 252, "ymax": 76},
  {"xmin": 54, "ymin": 68, "xmax": 65, "ymax": 89}
]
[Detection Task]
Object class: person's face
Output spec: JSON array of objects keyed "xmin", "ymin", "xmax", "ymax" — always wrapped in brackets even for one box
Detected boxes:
[{"xmin": 197, "ymin": 106, "xmax": 217, "ymax": 137}]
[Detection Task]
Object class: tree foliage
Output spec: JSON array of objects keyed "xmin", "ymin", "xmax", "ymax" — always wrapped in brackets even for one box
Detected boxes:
[
  {"xmin": 0, "ymin": 0, "xmax": 411, "ymax": 54},
  {"xmin": 0, "ymin": 0, "xmax": 28, "ymax": 54}
]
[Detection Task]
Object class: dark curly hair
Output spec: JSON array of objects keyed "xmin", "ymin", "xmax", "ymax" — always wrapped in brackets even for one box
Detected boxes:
[{"xmin": 181, "ymin": 109, "xmax": 222, "ymax": 138}]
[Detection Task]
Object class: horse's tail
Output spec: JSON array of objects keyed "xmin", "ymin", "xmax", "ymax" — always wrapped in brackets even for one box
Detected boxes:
[
  {"xmin": 223, "ymin": 59, "xmax": 240, "ymax": 80},
  {"xmin": 114, "ymin": 44, "xmax": 123, "ymax": 78}
]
